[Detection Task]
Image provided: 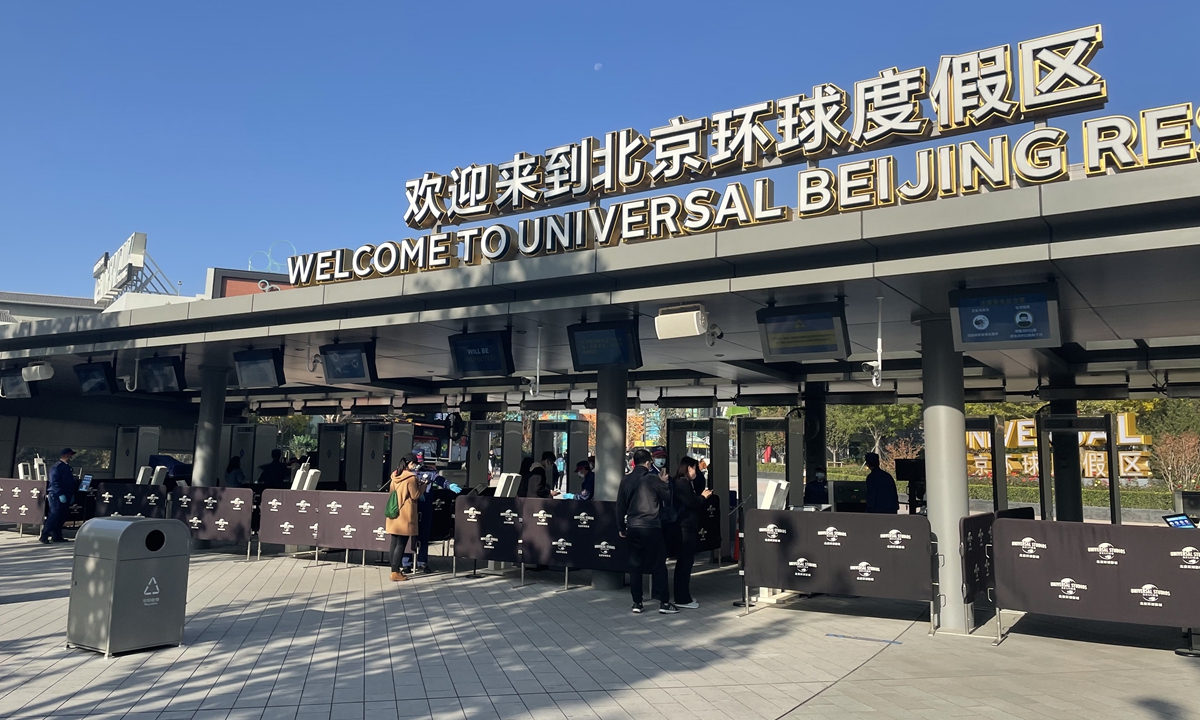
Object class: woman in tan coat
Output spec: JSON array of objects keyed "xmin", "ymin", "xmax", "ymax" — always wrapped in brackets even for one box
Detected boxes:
[{"xmin": 387, "ymin": 453, "xmax": 423, "ymax": 582}]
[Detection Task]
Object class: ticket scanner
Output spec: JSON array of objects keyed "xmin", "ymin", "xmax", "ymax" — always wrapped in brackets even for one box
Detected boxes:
[
  {"xmin": 736, "ymin": 416, "xmax": 804, "ymax": 512},
  {"xmin": 531, "ymin": 419, "xmax": 590, "ymax": 494},
  {"xmin": 466, "ymin": 421, "xmax": 523, "ymax": 488}
]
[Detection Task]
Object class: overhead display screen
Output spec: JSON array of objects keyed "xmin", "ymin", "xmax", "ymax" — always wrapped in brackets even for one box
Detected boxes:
[
  {"xmin": 448, "ymin": 330, "xmax": 515, "ymax": 378},
  {"xmin": 74, "ymin": 362, "xmax": 118, "ymax": 396},
  {"xmin": 138, "ymin": 356, "xmax": 186, "ymax": 393},
  {"xmin": 756, "ymin": 301, "xmax": 850, "ymax": 362},
  {"xmin": 234, "ymin": 349, "xmax": 286, "ymax": 389},
  {"xmin": 320, "ymin": 342, "xmax": 376, "ymax": 384},
  {"xmin": 0, "ymin": 370, "xmax": 33, "ymax": 399},
  {"xmin": 949, "ymin": 283, "xmax": 1060, "ymax": 351},
  {"xmin": 567, "ymin": 320, "xmax": 643, "ymax": 372}
]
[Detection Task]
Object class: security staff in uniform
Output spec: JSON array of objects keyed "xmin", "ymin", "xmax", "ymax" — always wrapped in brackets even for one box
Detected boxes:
[
  {"xmin": 40, "ymin": 448, "xmax": 77, "ymax": 544},
  {"xmin": 406, "ymin": 453, "xmax": 462, "ymax": 574}
]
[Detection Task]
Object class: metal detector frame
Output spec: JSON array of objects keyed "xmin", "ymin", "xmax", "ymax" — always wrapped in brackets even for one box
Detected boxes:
[
  {"xmin": 1034, "ymin": 414, "xmax": 1121, "ymax": 524},
  {"xmin": 965, "ymin": 415, "xmax": 1007, "ymax": 512}
]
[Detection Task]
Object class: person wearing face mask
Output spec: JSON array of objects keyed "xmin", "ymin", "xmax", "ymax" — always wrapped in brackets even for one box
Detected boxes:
[
  {"xmin": 574, "ymin": 460, "xmax": 595, "ymax": 500},
  {"xmin": 803, "ymin": 466, "xmax": 830, "ymax": 505}
]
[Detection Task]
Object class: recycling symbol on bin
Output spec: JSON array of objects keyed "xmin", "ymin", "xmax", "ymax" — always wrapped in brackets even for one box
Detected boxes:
[{"xmin": 144, "ymin": 578, "xmax": 160, "ymax": 596}]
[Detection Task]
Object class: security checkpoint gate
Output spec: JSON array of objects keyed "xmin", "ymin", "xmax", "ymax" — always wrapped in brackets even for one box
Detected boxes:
[
  {"xmin": 114, "ymin": 426, "xmax": 160, "ymax": 481},
  {"xmin": 344, "ymin": 422, "xmax": 390, "ymax": 492},
  {"xmin": 966, "ymin": 415, "xmax": 1007, "ymax": 511},
  {"xmin": 666, "ymin": 418, "xmax": 729, "ymax": 555},
  {"xmin": 531, "ymin": 420, "xmax": 589, "ymax": 494},
  {"xmin": 467, "ymin": 420, "xmax": 523, "ymax": 488},
  {"xmin": 390, "ymin": 421, "xmax": 414, "ymax": 464},
  {"xmin": 736, "ymin": 416, "xmax": 804, "ymax": 512},
  {"xmin": 1035, "ymin": 414, "xmax": 1121, "ymax": 524},
  {"xmin": 316, "ymin": 424, "xmax": 345, "ymax": 487}
]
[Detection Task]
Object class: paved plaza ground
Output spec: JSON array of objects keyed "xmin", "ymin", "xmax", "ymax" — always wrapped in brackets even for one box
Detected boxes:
[{"xmin": 1, "ymin": 531, "xmax": 1198, "ymax": 720}]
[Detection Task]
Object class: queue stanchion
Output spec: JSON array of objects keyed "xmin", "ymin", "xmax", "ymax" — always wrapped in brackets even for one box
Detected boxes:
[
  {"xmin": 1177, "ymin": 629, "xmax": 1200, "ymax": 657},
  {"xmin": 730, "ymin": 498, "xmax": 755, "ymax": 614}
]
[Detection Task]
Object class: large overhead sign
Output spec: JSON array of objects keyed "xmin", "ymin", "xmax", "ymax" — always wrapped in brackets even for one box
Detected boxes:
[
  {"xmin": 94, "ymin": 232, "xmax": 147, "ymax": 303},
  {"xmin": 287, "ymin": 25, "xmax": 1197, "ymax": 287}
]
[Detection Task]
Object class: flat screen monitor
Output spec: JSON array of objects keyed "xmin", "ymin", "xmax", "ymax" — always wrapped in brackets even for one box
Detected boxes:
[
  {"xmin": 319, "ymin": 342, "xmax": 376, "ymax": 384},
  {"xmin": 1163, "ymin": 513, "xmax": 1197, "ymax": 529},
  {"xmin": 74, "ymin": 362, "xmax": 118, "ymax": 396},
  {"xmin": 756, "ymin": 301, "xmax": 850, "ymax": 362},
  {"xmin": 138, "ymin": 356, "xmax": 186, "ymax": 393},
  {"xmin": 234, "ymin": 349, "xmax": 286, "ymax": 389},
  {"xmin": 448, "ymin": 330, "xmax": 515, "ymax": 378},
  {"xmin": 80, "ymin": 475, "xmax": 93, "ymax": 492},
  {"xmin": 567, "ymin": 320, "xmax": 643, "ymax": 372},
  {"xmin": 0, "ymin": 369, "xmax": 34, "ymax": 399},
  {"xmin": 949, "ymin": 282, "xmax": 1061, "ymax": 351}
]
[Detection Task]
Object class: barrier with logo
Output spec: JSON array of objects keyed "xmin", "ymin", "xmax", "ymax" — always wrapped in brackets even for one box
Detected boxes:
[
  {"xmin": 428, "ymin": 486, "xmax": 457, "ymax": 542},
  {"xmin": 96, "ymin": 483, "xmax": 168, "ymax": 519},
  {"xmin": 0, "ymin": 479, "xmax": 47, "ymax": 525},
  {"xmin": 452, "ymin": 496, "xmax": 629, "ymax": 573},
  {"xmin": 960, "ymin": 512, "xmax": 995, "ymax": 606},
  {"xmin": 257, "ymin": 489, "xmax": 321, "ymax": 546},
  {"xmin": 171, "ymin": 486, "xmax": 255, "ymax": 542},
  {"xmin": 454, "ymin": 495, "xmax": 521, "ymax": 564},
  {"xmin": 994, "ymin": 518, "xmax": 1200, "ymax": 635},
  {"xmin": 742, "ymin": 510, "xmax": 935, "ymax": 603},
  {"xmin": 315, "ymin": 490, "xmax": 390, "ymax": 553},
  {"xmin": 697, "ymin": 494, "xmax": 723, "ymax": 553}
]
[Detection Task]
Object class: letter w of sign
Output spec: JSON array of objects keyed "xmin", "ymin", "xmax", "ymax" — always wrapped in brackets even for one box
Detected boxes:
[{"xmin": 288, "ymin": 254, "xmax": 316, "ymax": 285}]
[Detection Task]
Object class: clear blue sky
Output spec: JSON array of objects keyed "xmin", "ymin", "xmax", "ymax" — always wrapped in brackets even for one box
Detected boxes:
[{"xmin": 1, "ymin": 1, "xmax": 1197, "ymax": 298}]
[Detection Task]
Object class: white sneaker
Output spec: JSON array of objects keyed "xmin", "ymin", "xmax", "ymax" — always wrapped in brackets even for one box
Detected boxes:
[{"xmin": 677, "ymin": 601, "xmax": 700, "ymax": 609}]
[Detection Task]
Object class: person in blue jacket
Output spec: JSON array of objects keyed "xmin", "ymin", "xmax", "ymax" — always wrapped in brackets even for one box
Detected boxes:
[
  {"xmin": 40, "ymin": 448, "xmax": 77, "ymax": 544},
  {"xmin": 864, "ymin": 452, "xmax": 900, "ymax": 514},
  {"xmin": 405, "ymin": 453, "xmax": 462, "ymax": 574}
]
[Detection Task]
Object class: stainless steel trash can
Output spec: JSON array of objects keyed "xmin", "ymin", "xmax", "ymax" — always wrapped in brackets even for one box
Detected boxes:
[{"xmin": 66, "ymin": 517, "xmax": 190, "ymax": 656}]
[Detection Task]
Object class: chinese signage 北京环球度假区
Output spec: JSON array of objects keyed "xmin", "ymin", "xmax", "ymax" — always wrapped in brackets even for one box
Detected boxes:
[{"xmin": 287, "ymin": 25, "xmax": 1199, "ymax": 287}]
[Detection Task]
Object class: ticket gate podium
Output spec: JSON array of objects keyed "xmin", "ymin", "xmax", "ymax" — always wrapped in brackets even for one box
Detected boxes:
[
  {"xmin": 531, "ymin": 420, "xmax": 589, "ymax": 494},
  {"xmin": 466, "ymin": 421, "xmax": 523, "ymax": 488},
  {"xmin": 114, "ymin": 426, "xmax": 160, "ymax": 481},
  {"xmin": 316, "ymin": 424, "xmax": 345, "ymax": 487},
  {"xmin": 966, "ymin": 415, "xmax": 1007, "ymax": 511},
  {"xmin": 345, "ymin": 422, "xmax": 390, "ymax": 492},
  {"xmin": 736, "ymin": 416, "xmax": 804, "ymax": 512}
]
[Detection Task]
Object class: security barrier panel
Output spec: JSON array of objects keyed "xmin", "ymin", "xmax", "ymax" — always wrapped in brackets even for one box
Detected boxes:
[
  {"xmin": 453, "ymin": 496, "xmax": 629, "ymax": 572},
  {"xmin": 994, "ymin": 518, "xmax": 1200, "ymax": 631},
  {"xmin": 696, "ymin": 493, "xmax": 723, "ymax": 553},
  {"xmin": 257, "ymin": 489, "xmax": 320, "ymax": 545},
  {"xmin": 960, "ymin": 512, "xmax": 994, "ymax": 606},
  {"xmin": 454, "ymin": 495, "xmax": 521, "ymax": 564},
  {"xmin": 96, "ymin": 483, "xmax": 168, "ymax": 518},
  {"xmin": 171, "ymin": 487, "xmax": 254, "ymax": 543},
  {"xmin": 428, "ymin": 486, "xmax": 457, "ymax": 542},
  {"xmin": 742, "ymin": 509, "xmax": 934, "ymax": 602},
  {"xmin": 315, "ymin": 490, "xmax": 389, "ymax": 552},
  {"xmin": 0, "ymin": 478, "xmax": 47, "ymax": 523}
]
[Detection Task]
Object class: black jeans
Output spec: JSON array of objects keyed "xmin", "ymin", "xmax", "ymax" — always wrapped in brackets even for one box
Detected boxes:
[
  {"xmin": 389, "ymin": 533, "xmax": 411, "ymax": 573},
  {"xmin": 40, "ymin": 495, "xmax": 67, "ymax": 542},
  {"xmin": 663, "ymin": 522, "xmax": 698, "ymax": 604},
  {"xmin": 627, "ymin": 526, "xmax": 668, "ymax": 605}
]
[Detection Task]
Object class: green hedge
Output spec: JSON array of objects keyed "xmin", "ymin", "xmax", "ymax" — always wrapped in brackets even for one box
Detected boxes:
[{"xmin": 967, "ymin": 484, "xmax": 1172, "ymax": 510}]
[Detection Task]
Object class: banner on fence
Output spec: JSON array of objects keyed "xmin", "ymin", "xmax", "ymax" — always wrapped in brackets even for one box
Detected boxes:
[
  {"xmin": 961, "ymin": 512, "xmax": 994, "ymax": 604},
  {"xmin": 0, "ymin": 479, "xmax": 46, "ymax": 523},
  {"xmin": 454, "ymin": 495, "xmax": 521, "ymax": 564},
  {"xmin": 994, "ymin": 518, "xmax": 1200, "ymax": 629},
  {"xmin": 743, "ymin": 510, "xmax": 935, "ymax": 602},
  {"xmin": 316, "ymin": 490, "xmax": 390, "ymax": 552},
  {"xmin": 171, "ymin": 486, "xmax": 254, "ymax": 542},
  {"xmin": 258, "ymin": 489, "xmax": 320, "ymax": 545},
  {"xmin": 96, "ymin": 483, "xmax": 168, "ymax": 519}
]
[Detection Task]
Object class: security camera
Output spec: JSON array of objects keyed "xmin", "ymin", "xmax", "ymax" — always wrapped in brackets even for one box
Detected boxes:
[{"xmin": 705, "ymin": 324, "xmax": 724, "ymax": 347}]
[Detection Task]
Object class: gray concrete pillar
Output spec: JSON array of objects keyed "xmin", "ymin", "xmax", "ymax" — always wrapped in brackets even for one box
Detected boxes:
[
  {"xmin": 920, "ymin": 317, "xmax": 971, "ymax": 633},
  {"xmin": 1050, "ymin": 397, "xmax": 1083, "ymax": 522},
  {"xmin": 593, "ymin": 365, "xmax": 627, "ymax": 591},
  {"xmin": 192, "ymin": 366, "xmax": 228, "ymax": 487},
  {"xmin": 803, "ymin": 382, "xmax": 827, "ymax": 482}
]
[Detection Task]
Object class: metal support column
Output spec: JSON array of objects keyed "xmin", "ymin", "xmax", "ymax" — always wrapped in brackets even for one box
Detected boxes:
[
  {"xmin": 919, "ymin": 316, "xmax": 971, "ymax": 634},
  {"xmin": 593, "ymin": 365, "xmax": 627, "ymax": 591},
  {"xmin": 192, "ymin": 366, "xmax": 228, "ymax": 487}
]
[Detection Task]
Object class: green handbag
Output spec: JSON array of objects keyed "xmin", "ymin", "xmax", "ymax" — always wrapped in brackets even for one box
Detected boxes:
[{"xmin": 385, "ymin": 488, "xmax": 400, "ymax": 519}]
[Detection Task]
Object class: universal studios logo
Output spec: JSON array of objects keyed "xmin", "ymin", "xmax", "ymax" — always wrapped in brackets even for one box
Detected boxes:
[
  {"xmin": 500, "ymin": 509, "xmax": 518, "ymax": 525},
  {"xmin": 1012, "ymin": 536, "xmax": 1047, "ymax": 559},
  {"xmin": 819, "ymin": 526, "xmax": 847, "ymax": 546},
  {"xmin": 595, "ymin": 541, "xmax": 615, "ymax": 558},
  {"xmin": 574, "ymin": 512, "xmax": 594, "ymax": 528},
  {"xmin": 481, "ymin": 533, "xmax": 498, "ymax": 549},
  {"xmin": 1131, "ymin": 583, "xmax": 1171, "ymax": 607},
  {"xmin": 1087, "ymin": 542, "xmax": 1126, "ymax": 565},
  {"xmin": 852, "ymin": 562, "xmax": 881, "ymax": 581},
  {"xmin": 534, "ymin": 510, "xmax": 551, "ymax": 525},
  {"xmin": 880, "ymin": 529, "xmax": 911, "ymax": 549},
  {"xmin": 1170, "ymin": 546, "xmax": 1200, "ymax": 569},
  {"xmin": 758, "ymin": 523, "xmax": 787, "ymax": 543},
  {"xmin": 463, "ymin": 507, "xmax": 482, "ymax": 522},
  {"xmin": 1051, "ymin": 577, "xmax": 1087, "ymax": 600},
  {"xmin": 790, "ymin": 558, "xmax": 817, "ymax": 577}
]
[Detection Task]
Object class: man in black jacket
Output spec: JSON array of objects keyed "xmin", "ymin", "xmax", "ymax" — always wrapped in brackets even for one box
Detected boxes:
[{"xmin": 617, "ymin": 448, "xmax": 677, "ymax": 614}]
